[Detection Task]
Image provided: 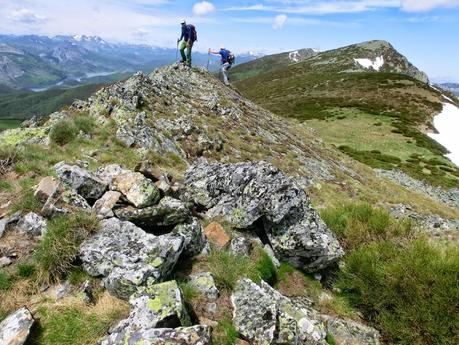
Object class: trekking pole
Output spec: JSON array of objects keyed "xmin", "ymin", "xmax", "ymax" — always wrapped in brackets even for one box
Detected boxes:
[
  {"xmin": 206, "ymin": 50, "xmax": 210, "ymax": 71},
  {"xmin": 175, "ymin": 40, "xmax": 179, "ymax": 62}
]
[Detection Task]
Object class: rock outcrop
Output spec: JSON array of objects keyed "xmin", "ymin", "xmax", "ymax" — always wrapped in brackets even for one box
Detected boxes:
[
  {"xmin": 80, "ymin": 218, "xmax": 184, "ymax": 299},
  {"xmin": 183, "ymin": 161, "xmax": 344, "ymax": 271}
]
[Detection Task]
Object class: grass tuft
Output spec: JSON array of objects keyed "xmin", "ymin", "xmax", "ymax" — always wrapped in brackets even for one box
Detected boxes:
[
  {"xmin": 34, "ymin": 212, "xmax": 99, "ymax": 285},
  {"xmin": 0, "ymin": 270, "xmax": 12, "ymax": 291}
]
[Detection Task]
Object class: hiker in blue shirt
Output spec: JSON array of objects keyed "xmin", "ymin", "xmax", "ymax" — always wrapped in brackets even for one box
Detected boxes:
[
  {"xmin": 178, "ymin": 19, "xmax": 197, "ymax": 67},
  {"xmin": 209, "ymin": 46, "xmax": 235, "ymax": 86}
]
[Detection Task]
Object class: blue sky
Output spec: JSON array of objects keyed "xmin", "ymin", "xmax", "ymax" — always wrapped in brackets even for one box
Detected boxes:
[{"xmin": 0, "ymin": 1, "xmax": 458, "ymax": 81}]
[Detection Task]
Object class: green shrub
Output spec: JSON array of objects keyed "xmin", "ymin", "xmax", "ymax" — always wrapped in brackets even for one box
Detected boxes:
[
  {"xmin": 0, "ymin": 270, "xmax": 12, "ymax": 290},
  {"xmin": 208, "ymin": 247, "xmax": 276, "ymax": 290},
  {"xmin": 17, "ymin": 263, "xmax": 36, "ymax": 278},
  {"xmin": 35, "ymin": 212, "xmax": 99, "ymax": 284},
  {"xmin": 321, "ymin": 203, "xmax": 414, "ymax": 249},
  {"xmin": 0, "ymin": 145, "xmax": 23, "ymax": 175},
  {"xmin": 73, "ymin": 115, "xmax": 95, "ymax": 135},
  {"xmin": 337, "ymin": 239, "xmax": 459, "ymax": 344},
  {"xmin": 49, "ymin": 119, "xmax": 78, "ymax": 145}
]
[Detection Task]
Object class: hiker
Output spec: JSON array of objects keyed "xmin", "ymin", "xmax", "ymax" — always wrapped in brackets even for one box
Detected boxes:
[
  {"xmin": 178, "ymin": 19, "xmax": 197, "ymax": 67},
  {"xmin": 209, "ymin": 46, "xmax": 235, "ymax": 86}
]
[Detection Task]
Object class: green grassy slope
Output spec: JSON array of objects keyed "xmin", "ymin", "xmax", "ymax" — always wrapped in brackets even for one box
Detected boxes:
[
  {"xmin": 0, "ymin": 84, "xmax": 104, "ymax": 120},
  {"xmin": 234, "ymin": 44, "xmax": 459, "ymax": 189}
]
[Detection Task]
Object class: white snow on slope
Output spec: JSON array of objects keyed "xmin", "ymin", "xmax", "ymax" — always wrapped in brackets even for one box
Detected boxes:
[
  {"xmin": 354, "ymin": 56, "xmax": 384, "ymax": 71},
  {"xmin": 428, "ymin": 103, "xmax": 459, "ymax": 167},
  {"xmin": 289, "ymin": 51, "xmax": 300, "ymax": 62}
]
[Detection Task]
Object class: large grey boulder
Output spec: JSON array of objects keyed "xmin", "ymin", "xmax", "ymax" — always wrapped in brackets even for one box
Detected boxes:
[
  {"xmin": 231, "ymin": 278, "xmax": 327, "ymax": 344},
  {"xmin": 101, "ymin": 325, "xmax": 212, "ymax": 345},
  {"xmin": 55, "ymin": 162, "xmax": 107, "ymax": 200},
  {"xmin": 112, "ymin": 171, "xmax": 160, "ymax": 208},
  {"xmin": 114, "ymin": 196, "xmax": 190, "ymax": 228},
  {"xmin": 321, "ymin": 316, "xmax": 381, "ymax": 345},
  {"xmin": 0, "ymin": 307, "xmax": 35, "ymax": 345},
  {"xmin": 16, "ymin": 212, "xmax": 47, "ymax": 237},
  {"xmin": 80, "ymin": 218, "xmax": 184, "ymax": 299},
  {"xmin": 182, "ymin": 161, "xmax": 344, "ymax": 271}
]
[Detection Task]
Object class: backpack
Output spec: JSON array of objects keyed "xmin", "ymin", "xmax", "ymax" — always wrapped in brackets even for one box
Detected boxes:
[
  {"xmin": 189, "ymin": 25, "xmax": 198, "ymax": 42},
  {"xmin": 228, "ymin": 52, "xmax": 235, "ymax": 64}
]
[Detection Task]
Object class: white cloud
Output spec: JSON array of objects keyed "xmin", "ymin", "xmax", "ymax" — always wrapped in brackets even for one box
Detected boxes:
[
  {"xmin": 8, "ymin": 9, "xmax": 47, "ymax": 24},
  {"xmin": 400, "ymin": 0, "xmax": 459, "ymax": 12},
  {"xmin": 133, "ymin": 28, "xmax": 149, "ymax": 37},
  {"xmin": 193, "ymin": 1, "xmax": 216, "ymax": 16},
  {"xmin": 273, "ymin": 14, "xmax": 287, "ymax": 29}
]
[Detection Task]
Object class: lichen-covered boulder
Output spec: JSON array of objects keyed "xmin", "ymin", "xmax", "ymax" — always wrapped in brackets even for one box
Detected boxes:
[
  {"xmin": 95, "ymin": 164, "xmax": 127, "ymax": 186},
  {"xmin": 114, "ymin": 196, "xmax": 190, "ymax": 228},
  {"xmin": 172, "ymin": 218, "xmax": 206, "ymax": 257},
  {"xmin": 92, "ymin": 191, "xmax": 122, "ymax": 219},
  {"xmin": 183, "ymin": 161, "xmax": 344, "ymax": 272},
  {"xmin": 16, "ymin": 212, "xmax": 47, "ymax": 237},
  {"xmin": 231, "ymin": 278, "xmax": 327, "ymax": 345},
  {"xmin": 101, "ymin": 325, "xmax": 212, "ymax": 345},
  {"xmin": 321, "ymin": 316, "xmax": 381, "ymax": 345},
  {"xmin": 112, "ymin": 171, "xmax": 160, "ymax": 208},
  {"xmin": 55, "ymin": 162, "xmax": 107, "ymax": 200},
  {"xmin": 0, "ymin": 307, "xmax": 35, "ymax": 345},
  {"xmin": 80, "ymin": 218, "xmax": 184, "ymax": 299},
  {"xmin": 131, "ymin": 281, "xmax": 191, "ymax": 329}
]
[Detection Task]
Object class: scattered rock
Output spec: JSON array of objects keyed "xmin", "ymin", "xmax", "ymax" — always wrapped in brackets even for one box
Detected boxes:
[
  {"xmin": 0, "ymin": 307, "xmax": 35, "ymax": 345},
  {"xmin": 16, "ymin": 212, "xmax": 47, "ymax": 237},
  {"xmin": 376, "ymin": 169, "xmax": 459, "ymax": 209},
  {"xmin": 93, "ymin": 191, "xmax": 122, "ymax": 219},
  {"xmin": 0, "ymin": 219, "xmax": 7, "ymax": 238},
  {"xmin": 34, "ymin": 176, "xmax": 59, "ymax": 202},
  {"xmin": 0, "ymin": 257, "xmax": 12, "ymax": 267},
  {"xmin": 114, "ymin": 196, "xmax": 191, "ymax": 228},
  {"xmin": 203, "ymin": 222, "xmax": 231, "ymax": 248},
  {"xmin": 321, "ymin": 316, "xmax": 381, "ymax": 345},
  {"xmin": 230, "ymin": 236, "xmax": 253, "ymax": 256},
  {"xmin": 81, "ymin": 280, "xmax": 94, "ymax": 304},
  {"xmin": 80, "ymin": 218, "xmax": 184, "ymax": 299},
  {"xmin": 55, "ymin": 162, "xmax": 108, "ymax": 200},
  {"xmin": 113, "ymin": 171, "xmax": 160, "ymax": 208},
  {"xmin": 231, "ymin": 278, "xmax": 327, "ymax": 344},
  {"xmin": 95, "ymin": 164, "xmax": 127, "ymax": 186},
  {"xmin": 183, "ymin": 161, "xmax": 344, "ymax": 271},
  {"xmin": 172, "ymin": 218, "xmax": 206, "ymax": 257}
]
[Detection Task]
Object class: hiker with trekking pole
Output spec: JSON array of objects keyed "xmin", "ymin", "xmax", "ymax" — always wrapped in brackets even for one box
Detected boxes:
[
  {"xmin": 177, "ymin": 19, "xmax": 197, "ymax": 67},
  {"xmin": 208, "ymin": 46, "xmax": 235, "ymax": 86}
]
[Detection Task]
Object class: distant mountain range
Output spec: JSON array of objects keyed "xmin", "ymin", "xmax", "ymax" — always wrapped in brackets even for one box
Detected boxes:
[
  {"xmin": 0, "ymin": 34, "xmax": 262, "ymax": 91},
  {"xmin": 438, "ymin": 83, "xmax": 459, "ymax": 96}
]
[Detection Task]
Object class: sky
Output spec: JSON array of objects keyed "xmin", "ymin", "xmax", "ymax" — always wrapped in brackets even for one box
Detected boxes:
[{"xmin": 0, "ymin": 0, "xmax": 458, "ymax": 81}]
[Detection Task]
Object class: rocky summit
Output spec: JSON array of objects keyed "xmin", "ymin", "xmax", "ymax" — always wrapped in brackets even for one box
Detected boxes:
[{"xmin": 0, "ymin": 60, "xmax": 457, "ymax": 345}]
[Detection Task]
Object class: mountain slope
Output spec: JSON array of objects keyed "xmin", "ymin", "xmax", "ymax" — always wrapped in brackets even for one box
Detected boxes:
[
  {"xmin": 0, "ymin": 65, "xmax": 458, "ymax": 345},
  {"xmin": 234, "ymin": 41, "xmax": 459, "ymax": 189}
]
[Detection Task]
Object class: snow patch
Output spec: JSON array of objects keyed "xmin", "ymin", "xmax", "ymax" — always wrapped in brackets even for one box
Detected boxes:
[
  {"xmin": 289, "ymin": 51, "xmax": 300, "ymax": 62},
  {"xmin": 428, "ymin": 103, "xmax": 459, "ymax": 166},
  {"xmin": 354, "ymin": 56, "xmax": 384, "ymax": 71}
]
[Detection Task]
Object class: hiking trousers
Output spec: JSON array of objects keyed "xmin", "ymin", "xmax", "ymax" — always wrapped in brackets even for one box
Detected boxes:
[
  {"xmin": 179, "ymin": 40, "xmax": 193, "ymax": 67},
  {"xmin": 221, "ymin": 62, "xmax": 232, "ymax": 85}
]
